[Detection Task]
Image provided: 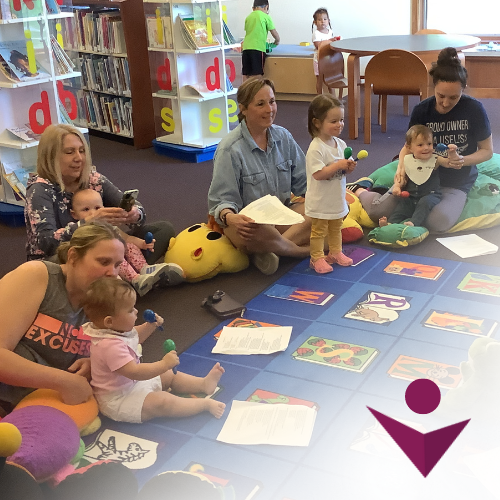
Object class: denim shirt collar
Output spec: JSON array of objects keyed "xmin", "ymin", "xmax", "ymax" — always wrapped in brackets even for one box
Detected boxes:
[{"xmin": 241, "ymin": 120, "xmax": 277, "ymax": 153}]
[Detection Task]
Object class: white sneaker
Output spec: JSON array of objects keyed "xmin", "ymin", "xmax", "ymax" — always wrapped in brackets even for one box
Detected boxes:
[
  {"xmin": 140, "ymin": 263, "xmax": 185, "ymax": 287},
  {"xmin": 131, "ymin": 274, "xmax": 157, "ymax": 297},
  {"xmin": 252, "ymin": 252, "xmax": 279, "ymax": 275}
]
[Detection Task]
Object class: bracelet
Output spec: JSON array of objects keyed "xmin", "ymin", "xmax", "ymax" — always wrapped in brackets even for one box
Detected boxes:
[{"xmin": 221, "ymin": 210, "xmax": 233, "ymax": 226}]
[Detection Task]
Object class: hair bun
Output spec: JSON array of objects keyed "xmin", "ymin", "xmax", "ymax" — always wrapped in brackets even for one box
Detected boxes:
[{"xmin": 436, "ymin": 47, "xmax": 461, "ymax": 67}]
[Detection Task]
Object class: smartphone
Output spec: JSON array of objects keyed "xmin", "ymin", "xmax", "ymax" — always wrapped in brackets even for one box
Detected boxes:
[{"xmin": 119, "ymin": 189, "xmax": 139, "ymax": 211}]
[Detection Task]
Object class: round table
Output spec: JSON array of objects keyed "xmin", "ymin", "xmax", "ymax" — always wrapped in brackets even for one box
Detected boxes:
[{"xmin": 330, "ymin": 34, "xmax": 481, "ymax": 139}]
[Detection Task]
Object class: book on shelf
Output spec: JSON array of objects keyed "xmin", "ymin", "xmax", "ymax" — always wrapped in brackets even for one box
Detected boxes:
[
  {"xmin": 1, "ymin": 160, "xmax": 36, "ymax": 203},
  {"xmin": 0, "ymin": 0, "xmax": 12, "ymax": 20},
  {"xmin": 146, "ymin": 15, "xmax": 173, "ymax": 49},
  {"xmin": 7, "ymin": 125, "xmax": 41, "ymax": 143},
  {"xmin": 50, "ymin": 35, "xmax": 76, "ymax": 76},
  {"xmin": 45, "ymin": 0, "xmax": 60, "ymax": 14},
  {"xmin": 7, "ymin": 0, "xmax": 43, "ymax": 19},
  {"xmin": 179, "ymin": 15, "xmax": 221, "ymax": 50},
  {"xmin": 182, "ymin": 82, "xmax": 223, "ymax": 99},
  {"xmin": 58, "ymin": 98, "xmax": 74, "ymax": 125},
  {"xmin": 0, "ymin": 41, "xmax": 50, "ymax": 82},
  {"xmin": 222, "ymin": 20, "xmax": 237, "ymax": 45}
]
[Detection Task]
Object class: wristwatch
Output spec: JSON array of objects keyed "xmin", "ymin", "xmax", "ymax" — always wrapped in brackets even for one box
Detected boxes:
[{"xmin": 221, "ymin": 210, "xmax": 233, "ymax": 226}]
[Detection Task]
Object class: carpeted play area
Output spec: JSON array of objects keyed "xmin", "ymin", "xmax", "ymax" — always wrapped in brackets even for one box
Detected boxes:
[{"xmin": 70, "ymin": 245, "xmax": 500, "ymax": 499}]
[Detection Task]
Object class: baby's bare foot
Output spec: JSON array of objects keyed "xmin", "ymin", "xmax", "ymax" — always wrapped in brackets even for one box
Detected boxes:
[
  {"xmin": 379, "ymin": 216, "xmax": 388, "ymax": 227},
  {"xmin": 403, "ymin": 221, "xmax": 414, "ymax": 226},
  {"xmin": 204, "ymin": 362, "xmax": 225, "ymax": 395},
  {"xmin": 207, "ymin": 400, "xmax": 226, "ymax": 418}
]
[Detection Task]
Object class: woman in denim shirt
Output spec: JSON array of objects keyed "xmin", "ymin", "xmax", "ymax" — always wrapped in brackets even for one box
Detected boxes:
[
  {"xmin": 25, "ymin": 124, "xmax": 176, "ymax": 274},
  {"xmin": 208, "ymin": 78, "xmax": 311, "ymax": 275}
]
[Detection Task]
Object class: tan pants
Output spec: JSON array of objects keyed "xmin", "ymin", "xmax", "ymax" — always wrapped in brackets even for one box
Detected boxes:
[{"xmin": 310, "ymin": 218, "xmax": 343, "ymax": 262}]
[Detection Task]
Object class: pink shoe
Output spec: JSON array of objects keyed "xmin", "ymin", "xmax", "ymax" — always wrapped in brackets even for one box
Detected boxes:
[
  {"xmin": 310, "ymin": 258, "xmax": 333, "ymax": 274},
  {"xmin": 325, "ymin": 252, "xmax": 353, "ymax": 266}
]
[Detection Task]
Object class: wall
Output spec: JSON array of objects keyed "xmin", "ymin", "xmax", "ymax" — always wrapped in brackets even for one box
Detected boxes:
[{"xmin": 226, "ymin": 0, "xmax": 411, "ymax": 45}]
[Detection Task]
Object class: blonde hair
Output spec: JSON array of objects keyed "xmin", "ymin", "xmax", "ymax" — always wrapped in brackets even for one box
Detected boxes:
[
  {"xmin": 82, "ymin": 277, "xmax": 135, "ymax": 323},
  {"xmin": 37, "ymin": 124, "xmax": 92, "ymax": 192},
  {"xmin": 405, "ymin": 124, "xmax": 433, "ymax": 147},
  {"xmin": 237, "ymin": 77, "xmax": 276, "ymax": 122},
  {"xmin": 307, "ymin": 94, "xmax": 343, "ymax": 138},
  {"xmin": 57, "ymin": 221, "xmax": 123, "ymax": 264}
]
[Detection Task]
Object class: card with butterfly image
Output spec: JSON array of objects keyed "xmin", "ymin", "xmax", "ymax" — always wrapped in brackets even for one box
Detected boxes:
[
  {"xmin": 184, "ymin": 461, "xmax": 263, "ymax": 500},
  {"xmin": 457, "ymin": 272, "xmax": 500, "ymax": 297},
  {"xmin": 265, "ymin": 284, "xmax": 334, "ymax": 306},
  {"xmin": 384, "ymin": 260, "xmax": 445, "ymax": 280},
  {"xmin": 246, "ymin": 388, "xmax": 319, "ymax": 410},
  {"xmin": 387, "ymin": 354, "xmax": 461, "ymax": 389},
  {"xmin": 214, "ymin": 317, "xmax": 280, "ymax": 340},
  {"xmin": 291, "ymin": 336, "xmax": 379, "ymax": 373},
  {"xmin": 422, "ymin": 310, "xmax": 498, "ymax": 338}
]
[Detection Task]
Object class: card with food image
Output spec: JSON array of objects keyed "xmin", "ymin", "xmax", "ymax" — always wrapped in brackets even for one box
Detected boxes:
[
  {"xmin": 214, "ymin": 317, "xmax": 280, "ymax": 340},
  {"xmin": 292, "ymin": 336, "xmax": 379, "ymax": 373}
]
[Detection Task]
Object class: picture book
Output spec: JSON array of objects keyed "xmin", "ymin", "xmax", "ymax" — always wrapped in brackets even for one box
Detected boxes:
[
  {"xmin": 387, "ymin": 354, "xmax": 462, "ymax": 389},
  {"xmin": 343, "ymin": 291, "xmax": 411, "ymax": 325},
  {"xmin": 246, "ymin": 388, "xmax": 319, "ymax": 410},
  {"xmin": 343, "ymin": 246, "xmax": 375, "ymax": 266},
  {"xmin": 146, "ymin": 16, "xmax": 173, "ymax": 49},
  {"xmin": 384, "ymin": 260, "xmax": 445, "ymax": 280},
  {"xmin": 265, "ymin": 284, "xmax": 334, "ymax": 306},
  {"xmin": 181, "ymin": 82, "xmax": 223, "ymax": 99},
  {"xmin": 0, "ymin": 0, "xmax": 12, "ymax": 19},
  {"xmin": 179, "ymin": 15, "xmax": 221, "ymax": 50},
  {"xmin": 457, "ymin": 272, "xmax": 500, "ymax": 297},
  {"xmin": 292, "ymin": 336, "xmax": 379, "ymax": 373},
  {"xmin": 7, "ymin": 125, "xmax": 40, "ymax": 142},
  {"xmin": 8, "ymin": 0, "xmax": 43, "ymax": 18},
  {"xmin": 45, "ymin": 0, "xmax": 60, "ymax": 14},
  {"xmin": 0, "ymin": 40, "xmax": 49, "ymax": 81},
  {"xmin": 422, "ymin": 310, "xmax": 497, "ymax": 337},
  {"xmin": 214, "ymin": 318, "xmax": 280, "ymax": 340},
  {"xmin": 184, "ymin": 462, "xmax": 263, "ymax": 500}
]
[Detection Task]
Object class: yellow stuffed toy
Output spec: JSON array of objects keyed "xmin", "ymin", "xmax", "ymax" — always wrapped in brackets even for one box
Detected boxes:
[
  {"xmin": 341, "ymin": 191, "xmax": 376, "ymax": 243},
  {"xmin": 165, "ymin": 223, "xmax": 249, "ymax": 282}
]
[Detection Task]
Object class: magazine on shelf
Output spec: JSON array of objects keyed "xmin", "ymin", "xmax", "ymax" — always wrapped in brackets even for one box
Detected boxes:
[
  {"xmin": 179, "ymin": 15, "xmax": 220, "ymax": 50},
  {"xmin": 0, "ymin": 41, "xmax": 50, "ymax": 81}
]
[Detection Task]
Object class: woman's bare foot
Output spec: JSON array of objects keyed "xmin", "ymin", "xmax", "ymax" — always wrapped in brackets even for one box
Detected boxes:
[
  {"xmin": 203, "ymin": 362, "xmax": 225, "ymax": 395},
  {"xmin": 403, "ymin": 221, "xmax": 414, "ymax": 226},
  {"xmin": 206, "ymin": 400, "xmax": 226, "ymax": 418},
  {"xmin": 379, "ymin": 216, "xmax": 388, "ymax": 227}
]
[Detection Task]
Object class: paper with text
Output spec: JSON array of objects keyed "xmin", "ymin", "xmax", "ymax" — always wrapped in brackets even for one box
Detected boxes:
[
  {"xmin": 217, "ymin": 400, "xmax": 317, "ymax": 446},
  {"xmin": 240, "ymin": 195, "xmax": 305, "ymax": 225},
  {"xmin": 212, "ymin": 326, "xmax": 292, "ymax": 355}
]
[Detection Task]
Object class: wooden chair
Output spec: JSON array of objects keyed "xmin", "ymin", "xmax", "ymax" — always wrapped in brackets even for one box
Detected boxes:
[
  {"xmin": 317, "ymin": 43, "xmax": 348, "ymax": 99},
  {"xmin": 364, "ymin": 49, "xmax": 429, "ymax": 144}
]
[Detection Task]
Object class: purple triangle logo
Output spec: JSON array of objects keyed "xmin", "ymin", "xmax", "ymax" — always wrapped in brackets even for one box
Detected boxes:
[{"xmin": 367, "ymin": 406, "xmax": 470, "ymax": 477}]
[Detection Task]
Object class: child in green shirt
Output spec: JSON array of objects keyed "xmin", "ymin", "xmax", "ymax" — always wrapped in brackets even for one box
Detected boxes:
[{"xmin": 242, "ymin": 0, "xmax": 280, "ymax": 80}]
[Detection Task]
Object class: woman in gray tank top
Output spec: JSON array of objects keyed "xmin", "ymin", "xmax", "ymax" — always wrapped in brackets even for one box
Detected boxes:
[{"xmin": 0, "ymin": 221, "xmax": 125, "ymax": 416}]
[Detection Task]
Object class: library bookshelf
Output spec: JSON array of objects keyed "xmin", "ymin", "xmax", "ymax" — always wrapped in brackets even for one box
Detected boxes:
[
  {"xmin": 64, "ymin": 0, "xmax": 155, "ymax": 149},
  {"xmin": 144, "ymin": 0, "xmax": 241, "ymax": 161},
  {"xmin": 0, "ymin": 0, "xmax": 87, "ymax": 209}
]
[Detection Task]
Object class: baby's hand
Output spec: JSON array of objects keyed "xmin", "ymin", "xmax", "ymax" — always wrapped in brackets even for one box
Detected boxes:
[
  {"xmin": 345, "ymin": 159, "xmax": 356, "ymax": 173},
  {"xmin": 392, "ymin": 185, "xmax": 402, "ymax": 196},
  {"xmin": 162, "ymin": 350, "xmax": 179, "ymax": 371},
  {"xmin": 154, "ymin": 313, "xmax": 164, "ymax": 328}
]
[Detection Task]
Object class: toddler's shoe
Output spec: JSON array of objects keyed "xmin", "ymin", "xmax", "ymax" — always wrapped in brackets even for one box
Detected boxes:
[
  {"xmin": 325, "ymin": 252, "xmax": 353, "ymax": 266},
  {"xmin": 131, "ymin": 273, "xmax": 158, "ymax": 297},
  {"xmin": 310, "ymin": 258, "xmax": 333, "ymax": 274},
  {"xmin": 252, "ymin": 252, "xmax": 280, "ymax": 275},
  {"xmin": 140, "ymin": 263, "xmax": 185, "ymax": 287}
]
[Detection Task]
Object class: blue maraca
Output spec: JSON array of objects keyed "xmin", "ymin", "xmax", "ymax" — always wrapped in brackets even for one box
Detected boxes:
[
  {"xmin": 163, "ymin": 339, "xmax": 178, "ymax": 374},
  {"xmin": 143, "ymin": 309, "xmax": 163, "ymax": 331},
  {"xmin": 144, "ymin": 231, "xmax": 153, "ymax": 256},
  {"xmin": 435, "ymin": 143, "xmax": 448, "ymax": 153}
]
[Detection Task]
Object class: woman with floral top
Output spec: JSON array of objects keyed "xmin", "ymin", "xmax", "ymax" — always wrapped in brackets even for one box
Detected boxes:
[{"xmin": 24, "ymin": 125, "xmax": 177, "ymax": 278}]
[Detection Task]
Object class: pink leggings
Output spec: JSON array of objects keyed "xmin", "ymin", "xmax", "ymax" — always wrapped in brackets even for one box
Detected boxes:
[{"xmin": 118, "ymin": 243, "xmax": 147, "ymax": 282}]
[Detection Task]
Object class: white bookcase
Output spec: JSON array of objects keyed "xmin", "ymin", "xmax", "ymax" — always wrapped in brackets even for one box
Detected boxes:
[
  {"xmin": 144, "ymin": 0, "xmax": 242, "ymax": 150},
  {"xmin": 0, "ymin": 0, "xmax": 84, "ymax": 206}
]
